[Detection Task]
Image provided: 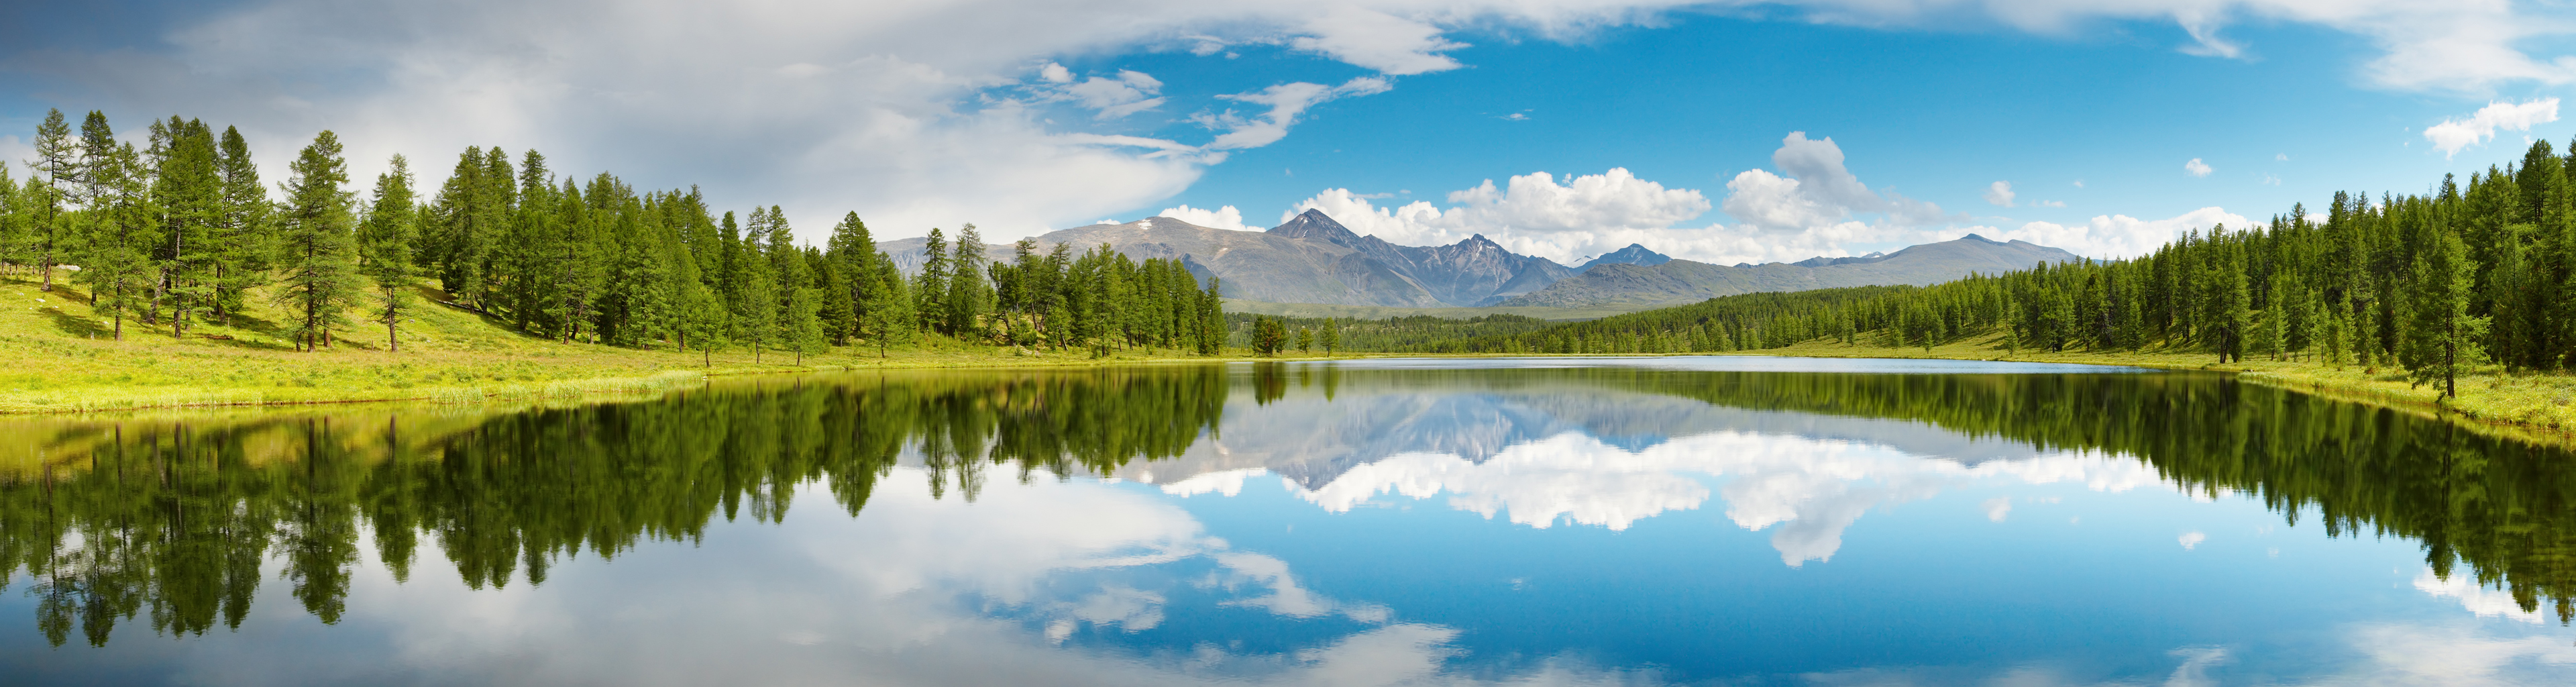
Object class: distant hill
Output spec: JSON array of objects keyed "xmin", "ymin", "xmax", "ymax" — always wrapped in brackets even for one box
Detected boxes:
[
  {"xmin": 882, "ymin": 210, "xmax": 1576, "ymax": 307},
  {"xmin": 1499, "ymin": 234, "xmax": 2082, "ymax": 309}
]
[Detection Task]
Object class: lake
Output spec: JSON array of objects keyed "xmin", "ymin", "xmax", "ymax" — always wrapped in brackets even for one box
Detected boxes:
[{"xmin": 4, "ymin": 356, "xmax": 2573, "ymax": 686}]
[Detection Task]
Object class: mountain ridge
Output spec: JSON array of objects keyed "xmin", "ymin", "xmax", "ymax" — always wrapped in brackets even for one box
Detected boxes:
[{"xmin": 881, "ymin": 213, "xmax": 2082, "ymax": 311}]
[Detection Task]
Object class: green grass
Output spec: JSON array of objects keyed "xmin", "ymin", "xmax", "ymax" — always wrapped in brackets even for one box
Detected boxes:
[
  {"xmin": 1748, "ymin": 333, "xmax": 2576, "ymax": 445},
  {"xmin": 0, "ymin": 273, "xmax": 1318, "ymax": 414}
]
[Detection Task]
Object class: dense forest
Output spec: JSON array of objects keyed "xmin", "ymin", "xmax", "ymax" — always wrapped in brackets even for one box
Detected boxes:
[
  {"xmin": 0, "ymin": 109, "xmax": 1228, "ymax": 360},
  {"xmin": 1309, "ymin": 140, "xmax": 2576, "ymax": 398}
]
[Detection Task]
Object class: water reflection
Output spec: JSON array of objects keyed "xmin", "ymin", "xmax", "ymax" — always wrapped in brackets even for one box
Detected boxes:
[{"xmin": 4, "ymin": 358, "xmax": 2575, "ymax": 684}]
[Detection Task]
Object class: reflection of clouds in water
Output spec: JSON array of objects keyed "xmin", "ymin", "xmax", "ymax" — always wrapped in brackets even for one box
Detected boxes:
[
  {"xmin": 301, "ymin": 468, "xmax": 1669, "ymax": 686},
  {"xmin": 2416, "ymin": 569, "xmax": 2551, "ymax": 625},
  {"xmin": 1157, "ymin": 468, "xmax": 1266, "ymax": 497},
  {"xmin": 1282, "ymin": 430, "xmax": 2158, "ymax": 566}
]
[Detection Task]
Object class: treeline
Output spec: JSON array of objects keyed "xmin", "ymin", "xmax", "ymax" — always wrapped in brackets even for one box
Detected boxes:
[
  {"xmin": 1438, "ymin": 140, "xmax": 2576, "ymax": 397},
  {"xmin": 1226, "ymin": 313, "xmax": 1555, "ymax": 354},
  {"xmin": 0, "ymin": 109, "xmax": 1228, "ymax": 358}
]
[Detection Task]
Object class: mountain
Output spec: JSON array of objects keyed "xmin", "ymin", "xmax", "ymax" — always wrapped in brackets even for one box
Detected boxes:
[
  {"xmin": 1499, "ymin": 234, "xmax": 2082, "ymax": 310},
  {"xmin": 877, "ymin": 215, "xmax": 2081, "ymax": 311},
  {"xmin": 1576, "ymin": 244, "xmax": 1672, "ymax": 271},
  {"xmin": 881, "ymin": 210, "xmax": 1575, "ymax": 307}
]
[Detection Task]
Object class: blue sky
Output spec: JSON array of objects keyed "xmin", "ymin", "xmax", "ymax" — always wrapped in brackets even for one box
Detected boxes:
[{"xmin": 3, "ymin": 1, "xmax": 2570, "ymax": 264}]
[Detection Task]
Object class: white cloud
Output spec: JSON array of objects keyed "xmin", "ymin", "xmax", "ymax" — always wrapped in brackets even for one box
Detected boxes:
[
  {"xmin": 2178, "ymin": 531, "xmax": 2206, "ymax": 549},
  {"xmin": 1282, "ymin": 167, "xmax": 1714, "ymax": 262},
  {"xmin": 1274, "ymin": 133, "xmax": 2008, "ymax": 266},
  {"xmin": 1289, "ymin": 429, "xmax": 2155, "ymax": 566},
  {"xmin": 1199, "ymin": 77, "xmax": 1389, "ymax": 151},
  {"xmin": 1983, "ymin": 180, "xmax": 2015, "ymax": 207},
  {"xmin": 20, "ymin": 0, "xmax": 2575, "ymax": 250},
  {"xmin": 1949, "ymin": 206, "xmax": 2252, "ymax": 259},
  {"xmin": 1796, "ymin": 0, "xmax": 2576, "ymax": 93},
  {"xmin": 2030, "ymin": 199, "xmax": 2065, "ymax": 208},
  {"xmin": 1055, "ymin": 69, "xmax": 1166, "ymax": 119},
  {"xmin": 2184, "ymin": 158, "xmax": 2213, "ymax": 177},
  {"xmin": 2275, "ymin": 152, "xmax": 2288, "ymax": 161},
  {"xmin": 2414, "ymin": 568, "xmax": 2551, "ymax": 624},
  {"xmin": 1156, "ymin": 203, "xmax": 1248, "ymax": 231},
  {"xmin": 2425, "ymin": 99, "xmax": 2562, "ymax": 158},
  {"xmin": 1289, "ymin": 6, "xmax": 1470, "ymax": 76},
  {"xmin": 1982, "ymin": 496, "xmax": 2012, "ymax": 522}
]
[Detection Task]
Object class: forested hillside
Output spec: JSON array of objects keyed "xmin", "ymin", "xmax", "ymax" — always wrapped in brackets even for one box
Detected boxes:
[
  {"xmin": 1340, "ymin": 140, "xmax": 2576, "ymax": 398},
  {"xmin": 0, "ymin": 109, "xmax": 1229, "ymax": 362}
]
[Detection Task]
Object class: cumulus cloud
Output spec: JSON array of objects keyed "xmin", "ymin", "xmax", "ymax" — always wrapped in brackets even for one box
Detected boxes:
[
  {"xmin": 1943, "ymin": 206, "xmax": 2252, "ymax": 259},
  {"xmin": 1282, "ymin": 167, "xmax": 1715, "ymax": 262},
  {"xmin": 17, "ymin": 0, "xmax": 2569, "ymax": 248},
  {"xmin": 1983, "ymin": 180, "xmax": 2015, "ymax": 207},
  {"xmin": 1273, "ymin": 133, "xmax": 1998, "ymax": 266},
  {"xmin": 1156, "ymin": 203, "xmax": 1248, "ymax": 231},
  {"xmin": 2184, "ymin": 158, "xmax": 2213, "ymax": 176},
  {"xmin": 2425, "ymin": 99, "xmax": 2562, "ymax": 158}
]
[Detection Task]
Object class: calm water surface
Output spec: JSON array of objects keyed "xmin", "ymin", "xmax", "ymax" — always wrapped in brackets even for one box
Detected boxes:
[{"xmin": 4, "ymin": 356, "xmax": 2573, "ymax": 686}]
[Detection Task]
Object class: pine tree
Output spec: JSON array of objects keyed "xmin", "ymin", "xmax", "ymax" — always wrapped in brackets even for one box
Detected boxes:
[
  {"xmin": 76, "ymin": 117, "xmax": 158, "ymax": 339},
  {"xmin": 25, "ymin": 109, "xmax": 73, "ymax": 292},
  {"xmin": 2404, "ymin": 226, "xmax": 2487, "ymax": 397},
  {"xmin": 947, "ymin": 223, "xmax": 990, "ymax": 339},
  {"xmin": 152, "ymin": 118, "xmax": 222, "ymax": 337},
  {"xmin": 1319, "ymin": 317, "xmax": 1340, "ymax": 356},
  {"xmin": 732, "ymin": 208, "xmax": 779, "ymax": 361},
  {"xmin": 915, "ymin": 227, "xmax": 949, "ymax": 335},
  {"xmin": 358, "ymin": 154, "xmax": 419, "ymax": 352},
  {"xmin": 272, "ymin": 131, "xmax": 363, "ymax": 352},
  {"xmin": 211, "ymin": 126, "xmax": 272, "ymax": 326},
  {"xmin": 680, "ymin": 279, "xmax": 727, "ymax": 366}
]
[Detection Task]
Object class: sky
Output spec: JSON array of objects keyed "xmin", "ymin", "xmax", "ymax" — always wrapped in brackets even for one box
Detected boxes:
[{"xmin": 2, "ymin": 1, "xmax": 2572, "ymax": 266}]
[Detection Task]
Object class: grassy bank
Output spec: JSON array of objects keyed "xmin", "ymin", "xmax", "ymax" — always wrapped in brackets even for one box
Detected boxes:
[
  {"xmin": 1751, "ymin": 333, "xmax": 2576, "ymax": 441},
  {"xmin": 0, "ymin": 274, "xmax": 1299, "ymax": 414}
]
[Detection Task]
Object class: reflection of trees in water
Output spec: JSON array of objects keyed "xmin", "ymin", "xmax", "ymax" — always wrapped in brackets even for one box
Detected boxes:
[
  {"xmin": 1633, "ymin": 370, "xmax": 2576, "ymax": 625},
  {"xmin": 5, "ymin": 364, "xmax": 2571, "ymax": 647},
  {"xmin": 0, "ymin": 367, "xmax": 1226, "ymax": 647}
]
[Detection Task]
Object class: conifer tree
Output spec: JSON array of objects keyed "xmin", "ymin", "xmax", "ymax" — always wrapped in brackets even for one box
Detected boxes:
[
  {"xmin": 680, "ymin": 279, "xmax": 727, "ymax": 366},
  {"xmin": 947, "ymin": 223, "xmax": 990, "ymax": 339},
  {"xmin": 153, "ymin": 118, "xmax": 222, "ymax": 337},
  {"xmin": 25, "ymin": 109, "xmax": 73, "ymax": 292},
  {"xmin": 211, "ymin": 126, "xmax": 272, "ymax": 325},
  {"xmin": 358, "ymin": 154, "xmax": 419, "ymax": 352},
  {"xmin": 1318, "ymin": 317, "xmax": 1340, "ymax": 356},
  {"xmin": 2404, "ymin": 227, "xmax": 2487, "ymax": 397},
  {"xmin": 914, "ymin": 227, "xmax": 949, "ymax": 335},
  {"xmin": 824, "ymin": 212, "xmax": 879, "ymax": 344},
  {"xmin": 76, "ymin": 116, "xmax": 158, "ymax": 339},
  {"xmin": 272, "ymin": 131, "xmax": 362, "ymax": 352},
  {"xmin": 732, "ymin": 208, "xmax": 779, "ymax": 361}
]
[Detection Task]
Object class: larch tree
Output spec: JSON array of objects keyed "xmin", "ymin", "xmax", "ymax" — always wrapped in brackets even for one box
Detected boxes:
[
  {"xmin": 212, "ymin": 126, "xmax": 272, "ymax": 326},
  {"xmin": 914, "ymin": 227, "xmax": 949, "ymax": 335},
  {"xmin": 153, "ymin": 117, "xmax": 223, "ymax": 337},
  {"xmin": 27, "ymin": 109, "xmax": 73, "ymax": 292},
  {"xmin": 2403, "ymin": 226, "xmax": 2487, "ymax": 398},
  {"xmin": 946, "ymin": 223, "xmax": 990, "ymax": 339},
  {"xmin": 358, "ymin": 154, "xmax": 419, "ymax": 352},
  {"xmin": 271, "ymin": 131, "xmax": 363, "ymax": 352}
]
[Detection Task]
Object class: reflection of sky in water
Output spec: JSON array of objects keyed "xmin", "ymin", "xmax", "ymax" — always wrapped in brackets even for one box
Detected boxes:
[{"xmin": 9, "ymin": 364, "xmax": 2576, "ymax": 686}]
